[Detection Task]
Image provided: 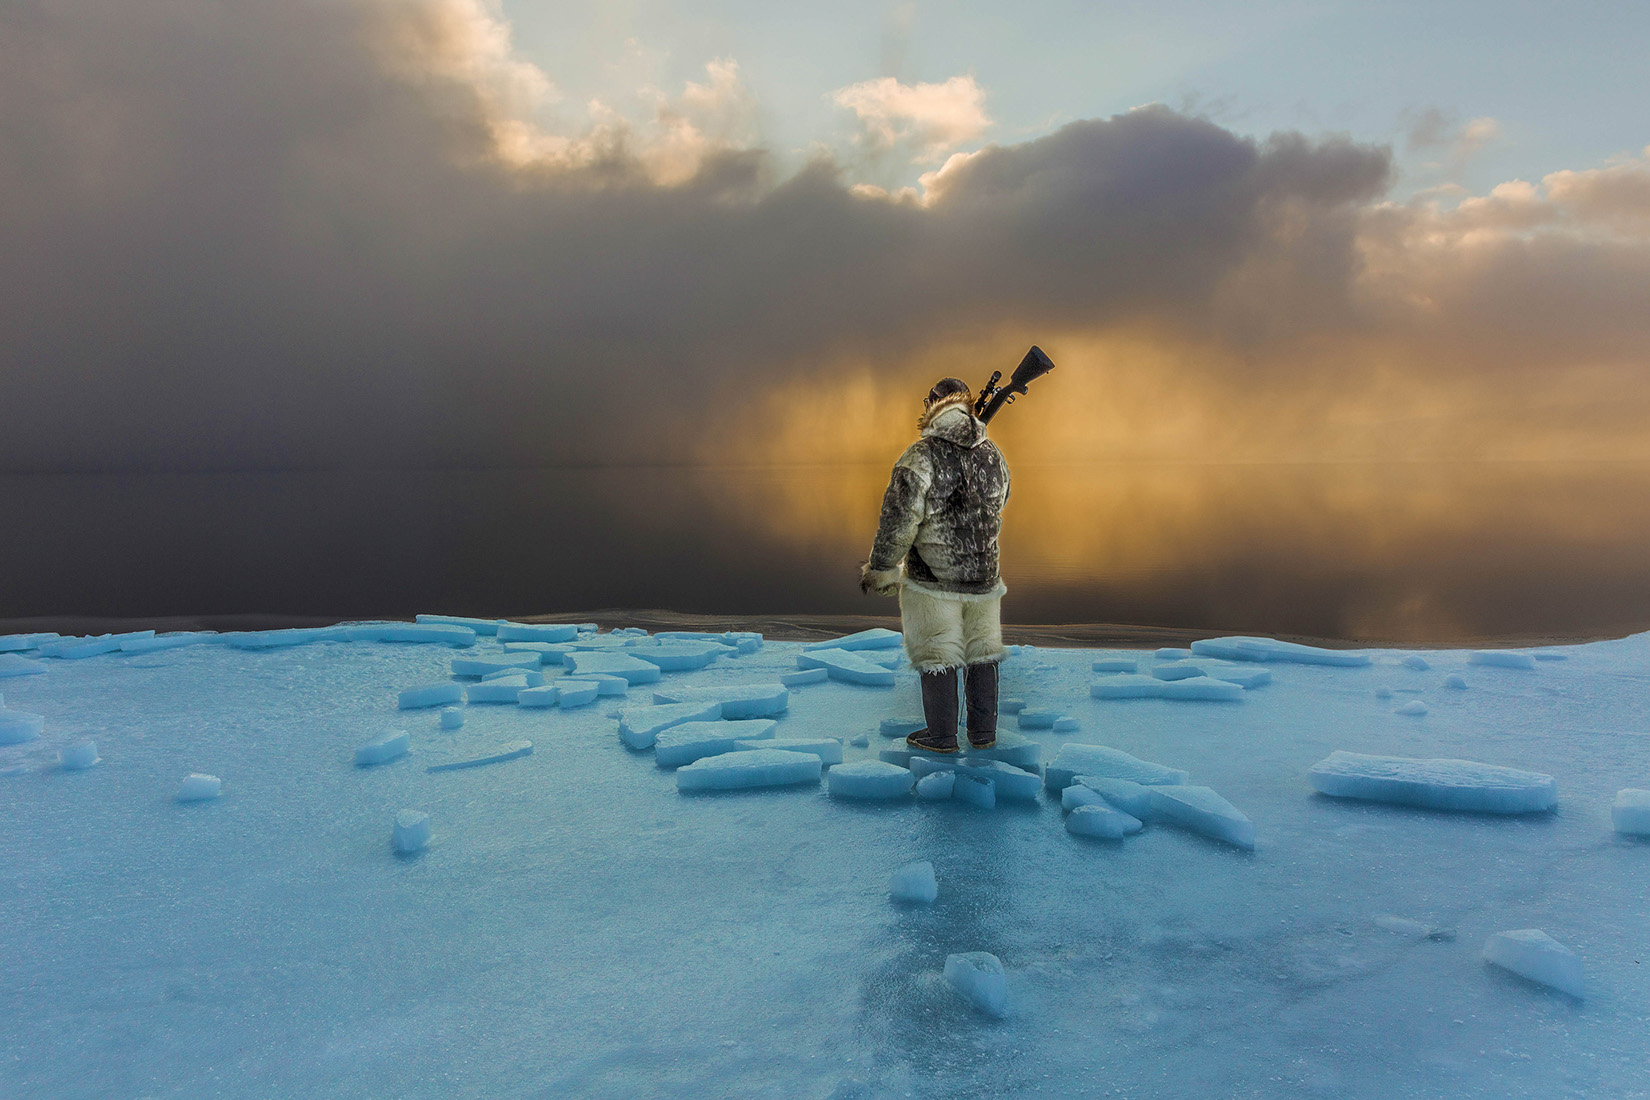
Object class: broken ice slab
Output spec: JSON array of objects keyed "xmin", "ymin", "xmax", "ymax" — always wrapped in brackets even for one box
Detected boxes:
[
  {"xmin": 452, "ymin": 653, "xmax": 541, "ymax": 677},
  {"xmin": 916, "ymin": 771, "xmax": 954, "ymax": 800},
  {"xmin": 630, "ymin": 642, "xmax": 729, "ymax": 672},
  {"xmin": 1089, "ymin": 674, "xmax": 1244, "ymax": 701},
  {"xmin": 1148, "ymin": 785, "xmax": 1254, "ymax": 849},
  {"xmin": 828, "ymin": 760, "xmax": 914, "ymax": 800},
  {"xmin": 425, "ymin": 739, "xmax": 533, "ymax": 772},
  {"xmin": 392, "ymin": 810, "xmax": 431, "ymax": 854},
  {"xmin": 355, "ymin": 730, "xmax": 410, "ymax": 766},
  {"xmin": 892, "ymin": 756, "xmax": 1039, "ymax": 802},
  {"xmin": 1091, "ymin": 658, "xmax": 1138, "ymax": 673},
  {"xmin": 944, "ymin": 952, "xmax": 1007, "ymax": 1018},
  {"xmin": 121, "ymin": 631, "xmax": 217, "ymax": 655},
  {"xmin": 59, "ymin": 741, "xmax": 100, "ymax": 770},
  {"xmin": 221, "ymin": 627, "xmax": 342, "ymax": 650},
  {"xmin": 1150, "ymin": 661, "xmax": 1204, "ymax": 681},
  {"xmin": 0, "ymin": 633, "xmax": 59, "ymax": 653},
  {"xmin": 342, "ymin": 623, "xmax": 477, "ymax": 646},
  {"xmin": 1611, "ymin": 788, "xmax": 1650, "ymax": 836},
  {"xmin": 1154, "ymin": 647, "xmax": 1192, "ymax": 660},
  {"xmin": 966, "ymin": 731, "xmax": 1041, "ymax": 768},
  {"xmin": 803, "ymin": 628, "xmax": 903, "ymax": 652},
  {"xmin": 516, "ymin": 685, "xmax": 561, "ymax": 708},
  {"xmin": 176, "ymin": 773, "xmax": 222, "ymax": 802},
  {"xmin": 1152, "ymin": 660, "xmax": 1272, "ymax": 688},
  {"xmin": 1444, "ymin": 674, "xmax": 1468, "ymax": 689},
  {"xmin": 1017, "ymin": 710, "xmax": 1058, "ymax": 730},
  {"xmin": 744, "ymin": 737, "xmax": 844, "ymax": 765},
  {"xmin": 616, "ymin": 702, "xmax": 724, "ymax": 750},
  {"xmin": 482, "ymin": 667, "xmax": 545, "ymax": 686},
  {"xmin": 502, "ymin": 642, "xmax": 576, "ymax": 666},
  {"xmin": 999, "ymin": 699, "xmax": 1026, "ymax": 714},
  {"xmin": 1468, "ymin": 650, "xmax": 1538, "ymax": 670},
  {"xmin": 780, "ymin": 668, "xmax": 828, "ymax": 688},
  {"xmin": 1061, "ymin": 785, "xmax": 1107, "ymax": 812},
  {"xmin": 1065, "ymin": 803, "xmax": 1143, "ymax": 839},
  {"xmin": 649, "ymin": 682, "xmax": 789, "ymax": 719},
  {"xmin": 1052, "ymin": 717, "xmax": 1080, "ymax": 732},
  {"xmin": 1189, "ymin": 636, "xmax": 1371, "ymax": 667},
  {"xmin": 1401, "ymin": 654, "xmax": 1431, "ymax": 671},
  {"xmin": 654, "ymin": 719, "xmax": 779, "ymax": 768},
  {"xmin": 1308, "ymin": 751, "xmax": 1557, "ymax": 813},
  {"xmin": 580, "ymin": 674, "xmax": 630, "ymax": 696},
  {"xmin": 676, "ymin": 749, "xmax": 822, "ymax": 792},
  {"xmin": 889, "ymin": 860, "xmax": 938, "ymax": 903},
  {"xmin": 1483, "ymin": 929, "xmax": 1584, "ymax": 998},
  {"xmin": 880, "ymin": 718, "xmax": 925, "ymax": 740},
  {"xmin": 1073, "ymin": 775, "xmax": 1154, "ymax": 820},
  {"xmin": 40, "ymin": 634, "xmax": 132, "ymax": 659},
  {"xmin": 417, "ymin": 614, "xmax": 504, "ymax": 635},
  {"xmin": 952, "ymin": 770, "xmax": 995, "ymax": 809},
  {"xmin": 795, "ymin": 648, "xmax": 896, "ymax": 687},
  {"xmin": 564, "ymin": 651, "xmax": 663, "ymax": 684},
  {"xmin": 555, "ymin": 680, "xmax": 601, "ymax": 708},
  {"xmin": 496, "ymin": 622, "xmax": 579, "ymax": 644},
  {"xmin": 399, "ymin": 682, "xmax": 466, "ymax": 710},
  {"xmin": 1395, "ymin": 700, "xmax": 1429, "ymax": 716},
  {"xmin": 1044, "ymin": 744, "xmax": 1188, "ymax": 792},
  {"xmin": 0, "ymin": 709, "xmax": 45, "ymax": 745},
  {"xmin": 466, "ymin": 676, "xmax": 532, "ymax": 704}
]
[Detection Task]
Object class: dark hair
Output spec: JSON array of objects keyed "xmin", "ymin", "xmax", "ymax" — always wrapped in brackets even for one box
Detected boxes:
[{"xmin": 925, "ymin": 377, "xmax": 971, "ymax": 406}]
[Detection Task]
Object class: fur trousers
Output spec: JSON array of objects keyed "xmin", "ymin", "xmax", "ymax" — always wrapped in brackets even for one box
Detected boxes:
[{"xmin": 899, "ymin": 582, "xmax": 1006, "ymax": 673}]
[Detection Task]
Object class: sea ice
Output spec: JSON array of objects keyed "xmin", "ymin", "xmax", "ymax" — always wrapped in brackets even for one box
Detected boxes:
[
  {"xmin": 1533, "ymin": 650, "xmax": 1568, "ymax": 661},
  {"xmin": 962, "ymin": 760, "xmax": 1040, "ymax": 802},
  {"xmin": 122, "ymin": 632, "xmax": 216, "ymax": 655},
  {"xmin": 1190, "ymin": 636, "xmax": 1370, "ymax": 667},
  {"xmin": 440, "ymin": 706, "xmax": 465, "ymax": 729},
  {"xmin": 965, "ymin": 732, "xmax": 1042, "ymax": 768},
  {"xmin": 1073, "ymin": 776, "xmax": 1155, "ymax": 820},
  {"xmin": 746, "ymin": 737, "xmax": 844, "ymax": 765},
  {"xmin": 516, "ymin": 686, "xmax": 561, "ymax": 708},
  {"xmin": 1089, "ymin": 674, "xmax": 1244, "ymax": 701},
  {"xmin": 1469, "ymin": 650, "xmax": 1538, "ymax": 670},
  {"xmin": 1402, "ymin": 655, "xmax": 1431, "ymax": 671},
  {"xmin": 0, "ymin": 709, "xmax": 45, "ymax": 745},
  {"xmin": 416, "ymin": 614, "xmax": 503, "ymax": 634},
  {"xmin": 795, "ymin": 648, "xmax": 896, "ymax": 687},
  {"xmin": 466, "ymin": 676, "xmax": 531, "ymax": 704},
  {"xmin": 1052, "ymin": 716, "xmax": 1080, "ymax": 732},
  {"xmin": 1091, "ymin": 658, "xmax": 1137, "ymax": 673},
  {"xmin": 781, "ymin": 668, "xmax": 828, "ymax": 687},
  {"xmin": 828, "ymin": 760, "xmax": 914, "ymax": 800},
  {"xmin": 425, "ymin": 740, "xmax": 533, "ymax": 772},
  {"xmin": 41, "ymin": 635, "xmax": 127, "ymax": 659},
  {"xmin": 59, "ymin": 741, "xmax": 100, "ymax": 770},
  {"xmin": 1155, "ymin": 647, "xmax": 1192, "ymax": 660},
  {"xmin": 1147, "ymin": 785, "xmax": 1255, "ymax": 849},
  {"xmin": 1062, "ymin": 785, "xmax": 1106, "ymax": 811},
  {"xmin": 555, "ymin": 680, "xmax": 601, "ymax": 709},
  {"xmin": 344, "ymin": 623, "xmax": 476, "ymax": 646},
  {"xmin": 649, "ymin": 683, "xmax": 789, "ymax": 718},
  {"xmin": 943, "ymin": 952, "xmax": 1007, "ymax": 1018},
  {"xmin": 392, "ymin": 810, "xmax": 432, "ymax": 854},
  {"xmin": 654, "ymin": 719, "xmax": 779, "ymax": 768},
  {"xmin": 398, "ymin": 682, "xmax": 465, "ymax": 710},
  {"xmin": 1395, "ymin": 700, "xmax": 1429, "ymax": 716},
  {"xmin": 999, "ymin": 699, "xmax": 1026, "ymax": 714},
  {"xmin": 0, "ymin": 654, "xmax": 47, "ymax": 678},
  {"xmin": 564, "ymin": 652, "xmax": 663, "ymax": 684},
  {"xmin": 1017, "ymin": 710, "xmax": 1057, "ymax": 729},
  {"xmin": 0, "ymin": 632, "xmax": 56, "ymax": 652},
  {"xmin": 631, "ymin": 642, "xmax": 729, "ymax": 672},
  {"xmin": 1150, "ymin": 661, "xmax": 1204, "ymax": 681},
  {"xmin": 952, "ymin": 770, "xmax": 996, "ymax": 809},
  {"xmin": 496, "ymin": 622, "xmax": 579, "ymax": 643},
  {"xmin": 1444, "ymin": 674, "xmax": 1468, "ymax": 689},
  {"xmin": 1483, "ymin": 929, "xmax": 1584, "ymax": 998},
  {"xmin": 584, "ymin": 674, "xmax": 630, "ymax": 697},
  {"xmin": 1308, "ymin": 751, "xmax": 1557, "ymax": 813},
  {"xmin": 616, "ymin": 702, "xmax": 724, "ymax": 750},
  {"xmin": 915, "ymin": 771, "xmax": 954, "ymax": 799},
  {"xmin": 849, "ymin": 732, "xmax": 870, "ymax": 747},
  {"xmin": 889, "ymin": 861, "xmax": 938, "ymax": 903},
  {"xmin": 1374, "ymin": 687, "xmax": 1393, "ymax": 700},
  {"xmin": 1044, "ymin": 744, "xmax": 1188, "ymax": 791},
  {"xmin": 481, "ymin": 667, "xmax": 545, "ymax": 686},
  {"xmin": 675, "ymin": 749, "xmax": 822, "ymax": 792},
  {"xmin": 880, "ymin": 718, "xmax": 925, "ymax": 739},
  {"xmin": 176, "ymin": 773, "xmax": 222, "ymax": 802},
  {"xmin": 355, "ymin": 730, "xmax": 410, "ymax": 766},
  {"xmin": 734, "ymin": 638, "xmax": 760, "ymax": 655},
  {"xmin": 222, "ymin": 628, "xmax": 339, "ymax": 650},
  {"xmin": 803, "ymin": 628, "xmax": 902, "ymax": 652},
  {"xmin": 1065, "ymin": 804, "xmax": 1143, "ymax": 839},
  {"xmin": 451, "ymin": 654, "xmax": 540, "ymax": 677},
  {"xmin": 1611, "ymin": 788, "xmax": 1650, "ymax": 835}
]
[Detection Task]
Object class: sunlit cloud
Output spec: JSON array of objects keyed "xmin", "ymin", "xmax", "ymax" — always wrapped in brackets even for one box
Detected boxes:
[{"xmin": 831, "ymin": 74, "xmax": 991, "ymax": 163}]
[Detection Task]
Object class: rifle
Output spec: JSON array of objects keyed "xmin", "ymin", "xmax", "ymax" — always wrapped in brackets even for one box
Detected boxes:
[{"xmin": 974, "ymin": 346, "xmax": 1055, "ymax": 424}]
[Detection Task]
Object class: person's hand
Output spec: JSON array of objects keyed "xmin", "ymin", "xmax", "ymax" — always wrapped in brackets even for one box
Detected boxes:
[{"xmin": 859, "ymin": 562, "xmax": 900, "ymax": 597}]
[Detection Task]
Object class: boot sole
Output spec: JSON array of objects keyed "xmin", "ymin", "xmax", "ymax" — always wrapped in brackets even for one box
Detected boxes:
[
  {"xmin": 905, "ymin": 734, "xmax": 959, "ymax": 754},
  {"xmin": 967, "ymin": 737, "xmax": 996, "ymax": 749}
]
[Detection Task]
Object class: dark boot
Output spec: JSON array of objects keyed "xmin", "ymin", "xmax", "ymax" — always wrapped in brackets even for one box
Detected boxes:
[
  {"xmin": 906, "ymin": 668, "xmax": 959, "ymax": 753},
  {"xmin": 964, "ymin": 660, "xmax": 999, "ymax": 748}
]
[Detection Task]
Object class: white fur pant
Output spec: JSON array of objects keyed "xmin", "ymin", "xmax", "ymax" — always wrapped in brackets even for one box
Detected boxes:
[{"xmin": 899, "ymin": 582, "xmax": 1006, "ymax": 673}]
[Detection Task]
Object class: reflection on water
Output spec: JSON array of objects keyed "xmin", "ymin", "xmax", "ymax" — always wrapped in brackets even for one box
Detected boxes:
[{"xmin": 5, "ymin": 462, "xmax": 1650, "ymax": 642}]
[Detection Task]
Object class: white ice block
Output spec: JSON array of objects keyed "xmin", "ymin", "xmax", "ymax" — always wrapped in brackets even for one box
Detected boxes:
[
  {"xmin": 555, "ymin": 680, "xmax": 601, "ymax": 709},
  {"xmin": 59, "ymin": 740, "xmax": 100, "ymax": 770},
  {"xmin": 1147, "ymin": 785, "xmax": 1254, "ymax": 849},
  {"xmin": 650, "ymin": 682, "xmax": 789, "ymax": 718},
  {"xmin": 781, "ymin": 668, "xmax": 829, "ymax": 687},
  {"xmin": 176, "ymin": 773, "xmax": 222, "ymax": 802},
  {"xmin": 1483, "ymin": 929, "xmax": 1584, "ymax": 998},
  {"xmin": 399, "ymin": 682, "xmax": 465, "ymax": 710},
  {"xmin": 496, "ymin": 622, "xmax": 579, "ymax": 643},
  {"xmin": 1308, "ymin": 751, "xmax": 1557, "ymax": 814},
  {"xmin": 517, "ymin": 685, "xmax": 561, "ymax": 708},
  {"xmin": 0, "ymin": 654, "xmax": 48, "ymax": 679},
  {"xmin": 1612, "ymin": 788, "xmax": 1650, "ymax": 836},
  {"xmin": 466, "ymin": 676, "xmax": 531, "ymax": 704},
  {"xmin": 392, "ymin": 809, "xmax": 432, "ymax": 853},
  {"xmin": 355, "ymin": 730, "xmax": 410, "ymax": 766},
  {"xmin": 564, "ymin": 651, "xmax": 663, "ymax": 684},
  {"xmin": 804, "ymin": 628, "xmax": 903, "ymax": 652},
  {"xmin": 617, "ymin": 702, "xmax": 723, "ymax": 750},
  {"xmin": 1189, "ymin": 636, "xmax": 1371, "ymax": 667},
  {"xmin": 654, "ymin": 719, "xmax": 778, "ymax": 768},
  {"xmin": 1065, "ymin": 804, "xmax": 1143, "ymax": 839},
  {"xmin": 439, "ymin": 706, "xmax": 465, "ymax": 729},
  {"xmin": 0, "ymin": 709, "xmax": 45, "ymax": 745},
  {"xmin": 944, "ymin": 952, "xmax": 1007, "ymax": 1018},
  {"xmin": 744, "ymin": 737, "xmax": 843, "ymax": 765},
  {"xmin": 1044, "ymin": 744, "xmax": 1188, "ymax": 791},
  {"xmin": 451, "ymin": 654, "xmax": 540, "ymax": 677},
  {"xmin": 889, "ymin": 860, "xmax": 938, "ymax": 903},
  {"xmin": 796, "ymin": 648, "xmax": 895, "ymax": 686},
  {"xmin": 916, "ymin": 771, "xmax": 955, "ymax": 800},
  {"xmin": 827, "ymin": 760, "xmax": 914, "ymax": 800},
  {"xmin": 675, "ymin": 749, "xmax": 822, "ymax": 792},
  {"xmin": 1073, "ymin": 776, "xmax": 1154, "ymax": 820},
  {"xmin": 1469, "ymin": 650, "xmax": 1538, "ymax": 670}
]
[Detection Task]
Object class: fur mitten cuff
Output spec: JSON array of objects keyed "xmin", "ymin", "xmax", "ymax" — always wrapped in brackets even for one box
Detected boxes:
[{"xmin": 859, "ymin": 563, "xmax": 902, "ymax": 597}]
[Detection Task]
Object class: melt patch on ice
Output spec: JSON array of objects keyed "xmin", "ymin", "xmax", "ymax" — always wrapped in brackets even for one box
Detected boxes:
[{"xmin": 1308, "ymin": 751, "xmax": 1557, "ymax": 813}]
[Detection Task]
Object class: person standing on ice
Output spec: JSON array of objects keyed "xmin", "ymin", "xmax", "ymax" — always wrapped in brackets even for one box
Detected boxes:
[{"xmin": 860, "ymin": 377, "xmax": 1010, "ymax": 753}]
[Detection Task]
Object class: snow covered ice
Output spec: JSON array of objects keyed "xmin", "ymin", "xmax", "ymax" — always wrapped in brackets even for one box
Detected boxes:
[{"xmin": 1483, "ymin": 929, "xmax": 1585, "ymax": 999}]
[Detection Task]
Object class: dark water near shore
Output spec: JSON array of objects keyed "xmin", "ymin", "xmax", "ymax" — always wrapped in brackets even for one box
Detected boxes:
[{"xmin": 5, "ymin": 462, "xmax": 1650, "ymax": 643}]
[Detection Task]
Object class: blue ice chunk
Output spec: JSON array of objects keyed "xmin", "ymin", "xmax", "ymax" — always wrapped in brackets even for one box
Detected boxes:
[
  {"xmin": 564, "ymin": 651, "xmax": 663, "ymax": 684},
  {"xmin": 1611, "ymin": 789, "xmax": 1650, "ymax": 835},
  {"xmin": 1, "ymin": 632, "xmax": 59, "ymax": 652},
  {"xmin": 176, "ymin": 773, "xmax": 222, "ymax": 802},
  {"xmin": 654, "ymin": 719, "xmax": 778, "ymax": 768},
  {"xmin": 1052, "ymin": 716, "xmax": 1080, "ymax": 732},
  {"xmin": 781, "ymin": 668, "xmax": 829, "ymax": 687},
  {"xmin": 222, "ymin": 627, "xmax": 341, "ymax": 650},
  {"xmin": 952, "ymin": 770, "xmax": 995, "ymax": 809},
  {"xmin": 0, "ymin": 654, "xmax": 47, "ymax": 679},
  {"xmin": 555, "ymin": 680, "xmax": 601, "ymax": 709},
  {"xmin": 649, "ymin": 682, "xmax": 789, "ymax": 718},
  {"xmin": 567, "ymin": 635, "xmax": 645, "ymax": 651},
  {"xmin": 1444, "ymin": 674, "xmax": 1468, "ymax": 689},
  {"xmin": 745, "ymin": 737, "xmax": 843, "ymax": 765},
  {"xmin": 959, "ymin": 760, "xmax": 1039, "ymax": 802},
  {"xmin": 483, "ymin": 667, "xmax": 545, "ymax": 686},
  {"xmin": 1152, "ymin": 660, "xmax": 1203, "ymax": 681},
  {"xmin": 399, "ymin": 682, "xmax": 465, "ymax": 710},
  {"xmin": 517, "ymin": 685, "xmax": 561, "ymax": 708},
  {"xmin": 1308, "ymin": 751, "xmax": 1557, "ymax": 813},
  {"xmin": 862, "ymin": 651, "xmax": 904, "ymax": 669},
  {"xmin": 1401, "ymin": 654, "xmax": 1431, "ymax": 670},
  {"xmin": 916, "ymin": 771, "xmax": 954, "ymax": 800},
  {"xmin": 617, "ymin": 702, "xmax": 724, "ymax": 750},
  {"xmin": 804, "ymin": 628, "xmax": 903, "ymax": 652},
  {"xmin": 452, "ymin": 653, "xmax": 541, "ymax": 677},
  {"xmin": 999, "ymin": 698, "xmax": 1026, "ymax": 714},
  {"xmin": 0, "ymin": 709, "xmax": 44, "ymax": 745},
  {"xmin": 944, "ymin": 952, "xmax": 1006, "ymax": 1018},
  {"xmin": 1062, "ymin": 785, "xmax": 1107, "ymax": 811},
  {"xmin": 882, "ymin": 747, "xmax": 952, "ymax": 770},
  {"xmin": 889, "ymin": 861, "xmax": 938, "ymax": 903},
  {"xmin": 503, "ymin": 642, "xmax": 575, "ymax": 667},
  {"xmin": 496, "ymin": 622, "xmax": 579, "ymax": 643},
  {"xmin": 426, "ymin": 739, "xmax": 533, "ymax": 772},
  {"xmin": 849, "ymin": 732, "xmax": 870, "ymax": 747},
  {"xmin": 676, "ymin": 749, "xmax": 821, "ymax": 792},
  {"xmin": 655, "ymin": 631, "xmax": 726, "ymax": 642},
  {"xmin": 966, "ymin": 731, "xmax": 1041, "ymax": 768},
  {"xmin": 1074, "ymin": 776, "xmax": 1155, "ymax": 820},
  {"xmin": 1190, "ymin": 636, "xmax": 1370, "ymax": 667},
  {"xmin": 1532, "ymin": 650, "xmax": 1568, "ymax": 662},
  {"xmin": 122, "ymin": 631, "xmax": 216, "ymax": 655},
  {"xmin": 342, "ymin": 623, "xmax": 476, "ymax": 646},
  {"xmin": 1469, "ymin": 650, "xmax": 1537, "ymax": 670},
  {"xmin": 355, "ymin": 730, "xmax": 410, "ymax": 766},
  {"xmin": 59, "ymin": 741, "xmax": 100, "ymax": 770},
  {"xmin": 1483, "ymin": 929, "xmax": 1584, "ymax": 998},
  {"xmin": 1154, "ymin": 647, "xmax": 1192, "ymax": 660},
  {"xmin": 466, "ymin": 675, "xmax": 531, "ymax": 703},
  {"xmin": 1395, "ymin": 700, "xmax": 1428, "ymax": 716},
  {"xmin": 796, "ymin": 648, "xmax": 896, "ymax": 686},
  {"xmin": 40, "ymin": 634, "xmax": 128, "ymax": 659},
  {"xmin": 1045, "ymin": 744, "xmax": 1188, "ymax": 791},
  {"xmin": 1090, "ymin": 674, "xmax": 1244, "ymax": 701},
  {"xmin": 630, "ymin": 642, "xmax": 728, "ymax": 672},
  {"xmin": 828, "ymin": 760, "xmax": 914, "ymax": 799},
  {"xmin": 880, "ymin": 717, "xmax": 925, "ymax": 739},
  {"xmin": 1148, "ymin": 785, "xmax": 1254, "ymax": 849},
  {"xmin": 735, "ymin": 638, "xmax": 760, "ymax": 655},
  {"xmin": 1204, "ymin": 664, "xmax": 1272, "ymax": 688},
  {"xmin": 417, "ymin": 614, "xmax": 503, "ymax": 635},
  {"xmin": 440, "ymin": 706, "xmax": 465, "ymax": 729},
  {"xmin": 392, "ymin": 810, "xmax": 431, "ymax": 854},
  {"xmin": 1091, "ymin": 658, "xmax": 1138, "ymax": 673},
  {"xmin": 584, "ymin": 674, "xmax": 630, "ymax": 696},
  {"xmin": 1066, "ymin": 803, "xmax": 1143, "ymax": 839},
  {"xmin": 1017, "ymin": 710, "xmax": 1058, "ymax": 729}
]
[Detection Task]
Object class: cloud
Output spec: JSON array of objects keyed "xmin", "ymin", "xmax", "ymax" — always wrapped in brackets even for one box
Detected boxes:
[{"xmin": 831, "ymin": 74, "xmax": 990, "ymax": 163}]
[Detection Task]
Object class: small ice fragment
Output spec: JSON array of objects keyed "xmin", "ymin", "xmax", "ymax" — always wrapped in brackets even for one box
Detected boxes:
[
  {"xmin": 880, "ymin": 718, "xmax": 925, "ymax": 739},
  {"xmin": 1308, "ymin": 751, "xmax": 1556, "ymax": 813},
  {"xmin": 355, "ymin": 730, "xmax": 410, "ymax": 766},
  {"xmin": 516, "ymin": 685, "xmax": 561, "ymax": 708},
  {"xmin": 176, "ymin": 773, "xmax": 222, "ymax": 802},
  {"xmin": 1395, "ymin": 700, "xmax": 1428, "ymax": 716},
  {"xmin": 1017, "ymin": 710, "xmax": 1057, "ymax": 730},
  {"xmin": 1062, "ymin": 785, "xmax": 1106, "ymax": 812},
  {"xmin": 1401, "ymin": 655, "xmax": 1431, "ymax": 671},
  {"xmin": 1151, "ymin": 661, "xmax": 1204, "ymax": 681},
  {"xmin": 1074, "ymin": 776, "xmax": 1155, "ymax": 820},
  {"xmin": 889, "ymin": 860, "xmax": 938, "ymax": 903},
  {"xmin": 439, "ymin": 706, "xmax": 465, "ymax": 729},
  {"xmin": 1190, "ymin": 636, "xmax": 1370, "ymax": 666},
  {"xmin": 0, "ymin": 709, "xmax": 45, "ymax": 745},
  {"xmin": 745, "ymin": 737, "xmax": 843, "ymax": 765},
  {"xmin": 781, "ymin": 668, "xmax": 829, "ymax": 687},
  {"xmin": 555, "ymin": 680, "xmax": 601, "ymax": 709},
  {"xmin": 1612, "ymin": 788, "xmax": 1650, "ymax": 836},
  {"xmin": 425, "ymin": 740, "xmax": 532, "ymax": 772},
  {"xmin": 675, "ymin": 749, "xmax": 822, "ymax": 791},
  {"xmin": 998, "ymin": 698, "xmax": 1026, "ymax": 714},
  {"xmin": 1147, "ymin": 785, "xmax": 1254, "ymax": 849},
  {"xmin": 1052, "ymin": 716, "xmax": 1079, "ymax": 732},
  {"xmin": 1374, "ymin": 686, "xmax": 1393, "ymax": 700},
  {"xmin": 796, "ymin": 648, "xmax": 896, "ymax": 686},
  {"xmin": 451, "ymin": 654, "xmax": 540, "ymax": 677},
  {"xmin": 496, "ymin": 622, "xmax": 579, "ymax": 643},
  {"xmin": 563, "ymin": 651, "xmax": 664, "ymax": 684},
  {"xmin": 916, "ymin": 771, "xmax": 954, "ymax": 799},
  {"xmin": 650, "ymin": 683, "xmax": 789, "ymax": 719},
  {"xmin": 1091, "ymin": 658, "xmax": 1137, "ymax": 673},
  {"xmin": 416, "ymin": 613, "xmax": 503, "ymax": 635},
  {"xmin": 392, "ymin": 809, "xmax": 432, "ymax": 853},
  {"xmin": 399, "ymin": 682, "xmax": 465, "ymax": 710},
  {"xmin": 1044, "ymin": 744, "xmax": 1188, "ymax": 791},
  {"xmin": 1155, "ymin": 647, "xmax": 1192, "ymax": 660},
  {"xmin": 59, "ymin": 740, "xmax": 100, "ymax": 770},
  {"xmin": 943, "ymin": 952, "xmax": 1007, "ymax": 1018},
  {"xmin": 1532, "ymin": 650, "xmax": 1568, "ymax": 661},
  {"xmin": 849, "ymin": 732, "xmax": 870, "ymax": 747},
  {"xmin": 804, "ymin": 628, "xmax": 903, "ymax": 652},
  {"xmin": 1468, "ymin": 650, "xmax": 1537, "ymax": 670},
  {"xmin": 963, "ymin": 760, "xmax": 1040, "ymax": 802},
  {"xmin": 952, "ymin": 771, "xmax": 995, "ymax": 809},
  {"xmin": 735, "ymin": 637, "xmax": 760, "ymax": 655},
  {"xmin": 1090, "ymin": 674, "xmax": 1244, "ymax": 701},
  {"xmin": 617, "ymin": 702, "xmax": 723, "ymax": 750},
  {"xmin": 1444, "ymin": 674, "xmax": 1468, "ymax": 690},
  {"xmin": 630, "ymin": 641, "xmax": 729, "ymax": 672},
  {"xmin": 0, "ymin": 654, "xmax": 49, "ymax": 679},
  {"xmin": 654, "ymin": 719, "xmax": 778, "ymax": 768},
  {"xmin": 1065, "ymin": 803, "xmax": 1143, "ymax": 839},
  {"xmin": 827, "ymin": 760, "xmax": 915, "ymax": 799},
  {"xmin": 1483, "ymin": 929, "xmax": 1584, "ymax": 998}
]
